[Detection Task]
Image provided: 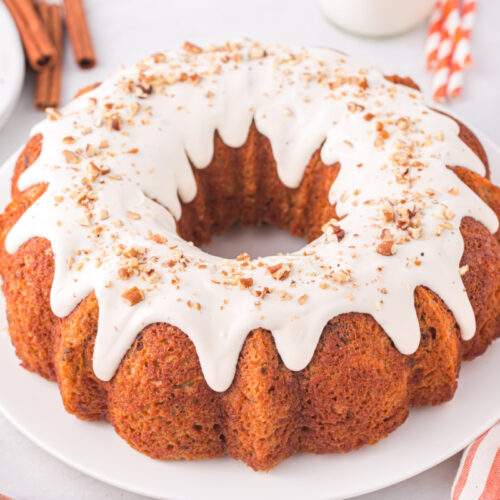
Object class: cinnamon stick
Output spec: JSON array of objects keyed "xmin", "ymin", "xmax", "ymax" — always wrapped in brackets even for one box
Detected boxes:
[
  {"xmin": 4, "ymin": 0, "xmax": 56, "ymax": 71},
  {"xmin": 64, "ymin": 0, "xmax": 96, "ymax": 68},
  {"xmin": 35, "ymin": 2, "xmax": 63, "ymax": 110}
]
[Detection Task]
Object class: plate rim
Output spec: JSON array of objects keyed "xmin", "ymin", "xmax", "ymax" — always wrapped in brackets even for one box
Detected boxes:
[
  {"xmin": 1, "ymin": 333, "xmax": 499, "ymax": 500},
  {"xmin": 0, "ymin": 124, "xmax": 499, "ymax": 500},
  {"xmin": 0, "ymin": 1, "xmax": 25, "ymax": 131}
]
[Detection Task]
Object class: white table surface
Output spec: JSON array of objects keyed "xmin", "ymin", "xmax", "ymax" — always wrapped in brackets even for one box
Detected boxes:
[{"xmin": 0, "ymin": 1, "xmax": 498, "ymax": 498}]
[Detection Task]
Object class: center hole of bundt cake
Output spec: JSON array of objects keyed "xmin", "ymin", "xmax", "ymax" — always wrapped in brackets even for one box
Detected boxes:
[
  {"xmin": 202, "ymin": 225, "xmax": 304, "ymax": 259},
  {"xmin": 173, "ymin": 127, "xmax": 340, "ymax": 255}
]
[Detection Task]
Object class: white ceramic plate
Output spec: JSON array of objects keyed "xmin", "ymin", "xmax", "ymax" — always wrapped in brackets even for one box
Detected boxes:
[
  {"xmin": 0, "ymin": 131, "xmax": 499, "ymax": 500},
  {"xmin": 0, "ymin": 1, "xmax": 25, "ymax": 131}
]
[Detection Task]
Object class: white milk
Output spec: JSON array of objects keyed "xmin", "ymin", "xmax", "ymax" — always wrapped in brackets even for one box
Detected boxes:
[{"xmin": 319, "ymin": 0, "xmax": 434, "ymax": 37}]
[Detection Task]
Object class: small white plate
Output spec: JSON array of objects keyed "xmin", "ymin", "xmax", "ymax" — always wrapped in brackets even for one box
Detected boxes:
[
  {"xmin": 0, "ymin": 1, "xmax": 25, "ymax": 131},
  {"xmin": 0, "ymin": 130, "xmax": 499, "ymax": 500}
]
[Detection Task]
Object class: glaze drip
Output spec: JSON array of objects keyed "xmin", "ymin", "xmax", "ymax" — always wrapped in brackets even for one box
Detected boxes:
[{"xmin": 5, "ymin": 41, "xmax": 498, "ymax": 391}]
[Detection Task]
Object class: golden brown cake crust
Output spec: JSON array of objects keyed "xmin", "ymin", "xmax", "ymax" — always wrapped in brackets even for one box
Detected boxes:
[{"xmin": 0, "ymin": 76, "xmax": 498, "ymax": 471}]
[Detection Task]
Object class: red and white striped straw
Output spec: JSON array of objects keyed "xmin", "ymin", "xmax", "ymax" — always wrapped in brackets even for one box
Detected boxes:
[
  {"xmin": 432, "ymin": 0, "xmax": 461, "ymax": 101},
  {"xmin": 432, "ymin": 36, "xmax": 454, "ymax": 101},
  {"xmin": 425, "ymin": 1, "xmax": 445, "ymax": 70},
  {"xmin": 447, "ymin": 0, "xmax": 477, "ymax": 98},
  {"xmin": 455, "ymin": 0, "xmax": 477, "ymax": 68}
]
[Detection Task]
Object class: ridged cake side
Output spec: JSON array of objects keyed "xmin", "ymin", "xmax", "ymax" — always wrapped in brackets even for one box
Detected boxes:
[{"xmin": 0, "ymin": 78, "xmax": 499, "ymax": 471}]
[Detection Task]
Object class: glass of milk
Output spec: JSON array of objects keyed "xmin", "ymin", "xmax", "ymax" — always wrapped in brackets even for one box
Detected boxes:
[{"xmin": 318, "ymin": 0, "xmax": 435, "ymax": 37}]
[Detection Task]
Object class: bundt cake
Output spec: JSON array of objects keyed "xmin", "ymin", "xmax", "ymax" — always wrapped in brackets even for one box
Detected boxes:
[{"xmin": 0, "ymin": 40, "xmax": 498, "ymax": 471}]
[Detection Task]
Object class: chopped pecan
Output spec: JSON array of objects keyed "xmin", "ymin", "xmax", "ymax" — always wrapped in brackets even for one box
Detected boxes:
[
  {"xmin": 267, "ymin": 263, "xmax": 292, "ymax": 281},
  {"xmin": 122, "ymin": 286, "xmax": 144, "ymax": 305}
]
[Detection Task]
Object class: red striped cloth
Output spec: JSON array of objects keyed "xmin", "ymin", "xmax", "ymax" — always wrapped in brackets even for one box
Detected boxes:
[{"xmin": 452, "ymin": 422, "xmax": 500, "ymax": 500}]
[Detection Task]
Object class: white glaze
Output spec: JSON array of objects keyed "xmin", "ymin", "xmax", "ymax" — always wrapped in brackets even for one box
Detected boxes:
[{"xmin": 4, "ymin": 41, "xmax": 498, "ymax": 391}]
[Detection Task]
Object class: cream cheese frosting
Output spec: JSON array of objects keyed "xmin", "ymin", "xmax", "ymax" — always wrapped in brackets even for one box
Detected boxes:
[{"xmin": 5, "ymin": 40, "xmax": 498, "ymax": 391}]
